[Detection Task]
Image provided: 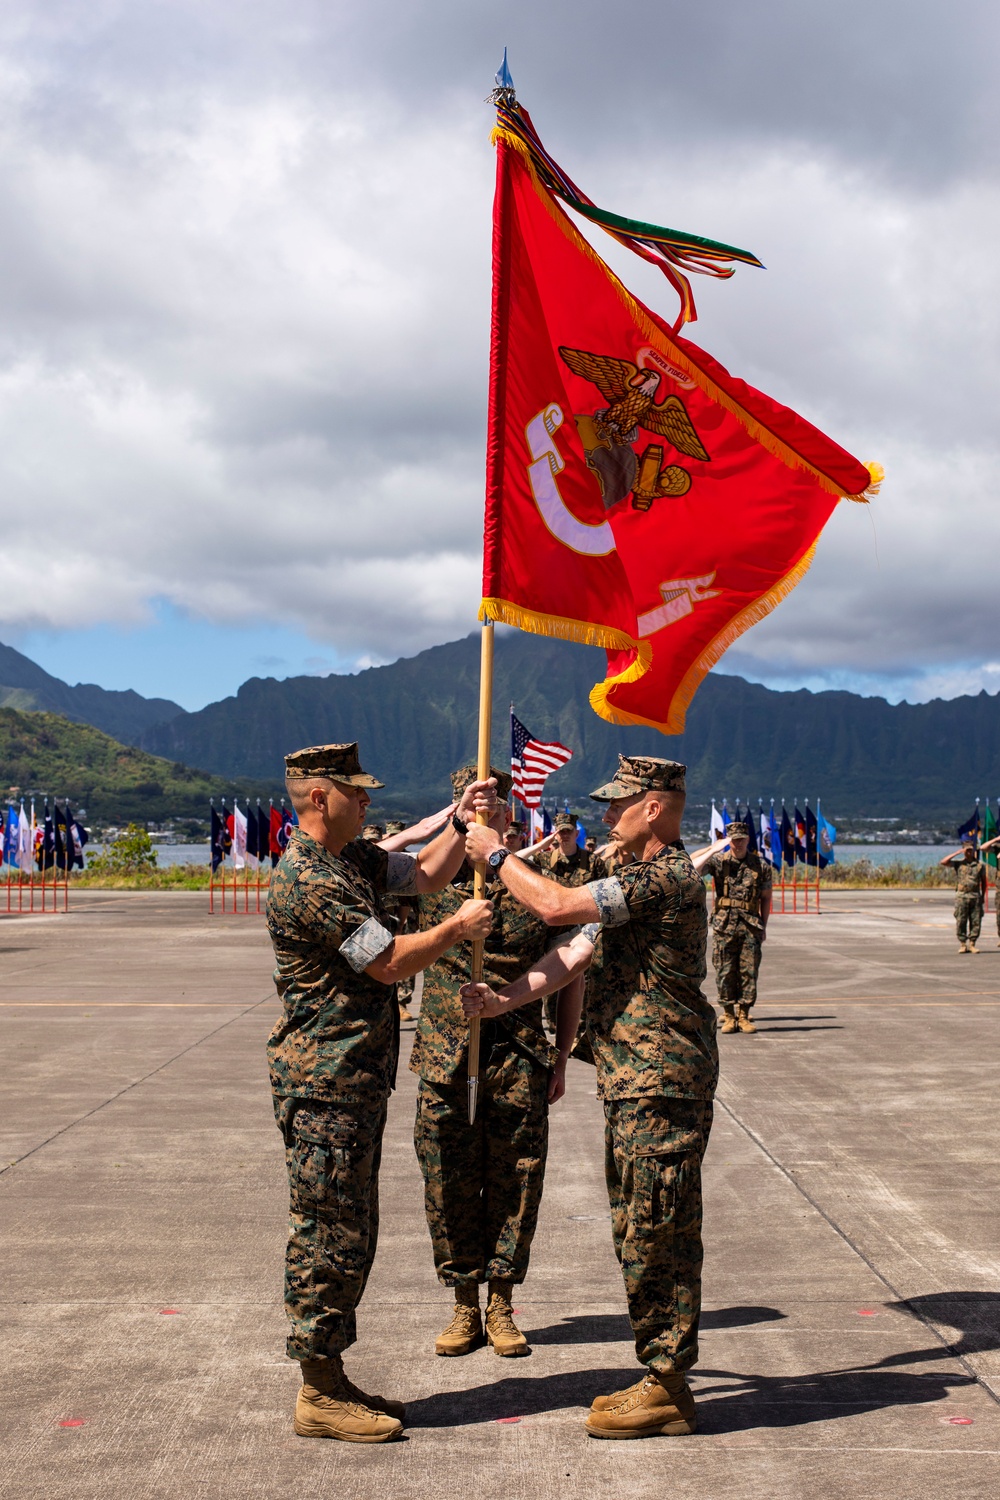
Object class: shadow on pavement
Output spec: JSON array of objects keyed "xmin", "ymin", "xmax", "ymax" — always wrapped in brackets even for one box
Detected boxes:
[
  {"xmin": 876, "ymin": 1291, "xmax": 1000, "ymax": 1364},
  {"xmin": 693, "ymin": 1364, "xmax": 974, "ymax": 1431},
  {"xmin": 753, "ymin": 1025, "xmax": 844, "ymax": 1033},
  {"xmin": 406, "ymin": 1361, "xmax": 973, "ymax": 1431},
  {"xmin": 529, "ymin": 1306, "xmax": 786, "ymax": 1346},
  {"xmin": 754, "ymin": 1015, "xmax": 838, "ymax": 1023}
]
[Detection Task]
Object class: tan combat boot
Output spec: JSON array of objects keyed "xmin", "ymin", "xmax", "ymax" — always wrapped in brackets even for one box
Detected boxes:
[
  {"xmin": 736, "ymin": 1006, "xmax": 757, "ymax": 1034},
  {"xmin": 435, "ymin": 1283, "xmax": 483, "ymax": 1356},
  {"xmin": 719, "ymin": 1008, "xmax": 738, "ymax": 1034},
  {"xmin": 969, "ymin": 941, "xmax": 979, "ymax": 954},
  {"xmin": 340, "ymin": 1366, "xmax": 406, "ymax": 1423},
  {"xmin": 294, "ymin": 1357, "xmax": 402, "ymax": 1442},
  {"xmin": 590, "ymin": 1372, "xmax": 648, "ymax": 1412},
  {"xmin": 958, "ymin": 942, "xmax": 969, "ymax": 954},
  {"xmin": 485, "ymin": 1280, "xmax": 529, "ymax": 1356},
  {"xmin": 584, "ymin": 1371, "xmax": 697, "ymax": 1439}
]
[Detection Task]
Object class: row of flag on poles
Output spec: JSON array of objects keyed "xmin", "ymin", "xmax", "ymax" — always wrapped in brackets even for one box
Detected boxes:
[
  {"xmin": 2, "ymin": 800, "xmax": 88, "ymax": 872},
  {"xmin": 210, "ymin": 799, "xmax": 297, "ymax": 872},
  {"xmin": 711, "ymin": 798, "xmax": 836, "ymax": 870}
]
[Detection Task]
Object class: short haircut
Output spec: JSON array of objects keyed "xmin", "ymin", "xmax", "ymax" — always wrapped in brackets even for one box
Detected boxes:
[{"xmin": 284, "ymin": 775, "xmax": 335, "ymax": 815}]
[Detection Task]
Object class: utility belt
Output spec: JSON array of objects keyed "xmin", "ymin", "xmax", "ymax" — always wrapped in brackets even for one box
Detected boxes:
[{"xmin": 716, "ymin": 895, "xmax": 759, "ymax": 916}]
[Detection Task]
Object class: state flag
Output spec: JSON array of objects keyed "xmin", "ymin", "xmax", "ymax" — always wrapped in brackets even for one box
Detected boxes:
[
  {"xmin": 957, "ymin": 806, "xmax": 980, "ymax": 845},
  {"xmin": 817, "ymin": 807, "xmax": 837, "ymax": 867},
  {"xmin": 245, "ymin": 801, "xmax": 259, "ymax": 867},
  {"xmin": 768, "ymin": 804, "xmax": 782, "ymax": 871},
  {"xmin": 3, "ymin": 805, "xmax": 17, "ymax": 865},
  {"xmin": 232, "ymin": 802, "xmax": 248, "ymax": 870},
  {"xmin": 17, "ymin": 803, "xmax": 31, "ymax": 872}
]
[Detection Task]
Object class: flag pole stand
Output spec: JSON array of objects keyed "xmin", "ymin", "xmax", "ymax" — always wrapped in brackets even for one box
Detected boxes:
[{"xmin": 468, "ymin": 614, "xmax": 495, "ymax": 1124}]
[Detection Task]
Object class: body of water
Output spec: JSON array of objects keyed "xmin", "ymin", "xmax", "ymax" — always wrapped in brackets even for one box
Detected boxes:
[
  {"xmin": 831, "ymin": 844, "xmax": 954, "ymax": 869},
  {"xmin": 93, "ymin": 840, "xmax": 957, "ymax": 871}
]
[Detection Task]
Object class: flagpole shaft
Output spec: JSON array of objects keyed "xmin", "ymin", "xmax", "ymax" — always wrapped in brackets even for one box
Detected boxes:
[{"xmin": 468, "ymin": 615, "xmax": 495, "ymax": 1123}]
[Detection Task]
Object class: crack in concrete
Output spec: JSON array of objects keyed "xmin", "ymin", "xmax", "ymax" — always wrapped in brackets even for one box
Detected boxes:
[
  {"xmin": 714, "ymin": 1088, "xmax": 1000, "ymax": 1408},
  {"xmin": 0, "ymin": 995, "xmax": 273, "ymax": 1178}
]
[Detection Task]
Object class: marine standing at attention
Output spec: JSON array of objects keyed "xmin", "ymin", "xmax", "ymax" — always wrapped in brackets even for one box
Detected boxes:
[
  {"xmin": 461, "ymin": 755, "xmax": 717, "ymax": 1440},
  {"xmin": 266, "ymin": 743, "xmax": 495, "ymax": 1444},
  {"xmin": 940, "ymin": 841, "xmax": 987, "ymax": 953},
  {"xmin": 411, "ymin": 766, "xmax": 584, "ymax": 1360},
  {"xmin": 534, "ymin": 811, "xmax": 606, "ymax": 1033},
  {"xmin": 690, "ymin": 821, "xmax": 772, "ymax": 1034}
]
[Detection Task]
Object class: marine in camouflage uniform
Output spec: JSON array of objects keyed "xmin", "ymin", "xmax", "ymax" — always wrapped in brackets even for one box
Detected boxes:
[
  {"xmin": 461, "ymin": 754, "xmax": 717, "ymax": 1439},
  {"xmin": 380, "ymin": 821, "xmax": 419, "ymax": 1022},
  {"xmin": 412, "ymin": 765, "xmax": 575, "ymax": 1358},
  {"xmin": 266, "ymin": 742, "xmax": 494, "ymax": 1442},
  {"xmin": 536, "ymin": 812, "xmax": 606, "ymax": 1034},
  {"xmin": 942, "ymin": 843, "xmax": 986, "ymax": 952},
  {"xmin": 696, "ymin": 822, "xmax": 772, "ymax": 1035}
]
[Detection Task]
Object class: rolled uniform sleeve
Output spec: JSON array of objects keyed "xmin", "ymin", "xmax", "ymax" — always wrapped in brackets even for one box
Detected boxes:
[
  {"xmin": 587, "ymin": 876, "xmax": 630, "ymax": 927},
  {"xmin": 340, "ymin": 916, "xmax": 395, "ymax": 972},
  {"xmin": 385, "ymin": 852, "xmax": 419, "ymax": 895}
]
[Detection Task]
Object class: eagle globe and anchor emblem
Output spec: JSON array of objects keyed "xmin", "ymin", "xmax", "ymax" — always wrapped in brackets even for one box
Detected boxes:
[{"xmin": 558, "ymin": 344, "xmax": 709, "ymax": 511}]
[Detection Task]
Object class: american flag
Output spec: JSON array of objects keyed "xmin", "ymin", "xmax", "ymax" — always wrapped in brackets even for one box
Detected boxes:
[{"xmin": 510, "ymin": 711, "xmax": 573, "ymax": 809}]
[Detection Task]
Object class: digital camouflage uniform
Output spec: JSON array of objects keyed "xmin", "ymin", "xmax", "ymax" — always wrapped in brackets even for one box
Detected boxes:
[
  {"xmin": 536, "ymin": 833, "xmax": 607, "ymax": 1033},
  {"xmin": 954, "ymin": 855, "xmax": 984, "ymax": 945},
  {"xmin": 702, "ymin": 850, "xmax": 772, "ymax": 1014},
  {"xmin": 584, "ymin": 755, "xmax": 718, "ymax": 1378},
  {"xmin": 379, "ymin": 822, "xmax": 418, "ymax": 1015},
  {"xmin": 412, "ymin": 868, "xmax": 560, "ymax": 1287},
  {"xmin": 267, "ymin": 820, "xmax": 419, "ymax": 1362}
]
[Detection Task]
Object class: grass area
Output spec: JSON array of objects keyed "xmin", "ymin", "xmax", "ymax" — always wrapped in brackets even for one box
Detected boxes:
[{"xmin": 819, "ymin": 858, "xmax": 988, "ymax": 888}]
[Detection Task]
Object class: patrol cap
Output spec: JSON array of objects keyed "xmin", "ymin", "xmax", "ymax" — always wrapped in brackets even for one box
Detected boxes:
[
  {"xmin": 361, "ymin": 824, "xmax": 384, "ymax": 842},
  {"xmin": 728, "ymin": 821, "xmax": 749, "ymax": 837},
  {"xmin": 507, "ymin": 819, "xmax": 524, "ymax": 834},
  {"xmin": 555, "ymin": 812, "xmax": 577, "ymax": 830},
  {"xmin": 385, "ymin": 820, "xmax": 406, "ymax": 835},
  {"xmin": 284, "ymin": 742, "xmax": 384, "ymax": 788},
  {"xmin": 590, "ymin": 754, "xmax": 686, "ymax": 802},
  {"xmin": 450, "ymin": 763, "xmax": 514, "ymax": 801}
]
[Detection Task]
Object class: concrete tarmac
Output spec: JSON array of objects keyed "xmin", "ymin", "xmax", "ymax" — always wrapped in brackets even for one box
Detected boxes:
[{"xmin": 1, "ymin": 888, "xmax": 998, "ymax": 1498}]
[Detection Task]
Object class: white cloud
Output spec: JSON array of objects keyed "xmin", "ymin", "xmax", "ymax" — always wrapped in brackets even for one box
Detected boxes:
[{"xmin": 0, "ymin": 1, "xmax": 996, "ymax": 697}]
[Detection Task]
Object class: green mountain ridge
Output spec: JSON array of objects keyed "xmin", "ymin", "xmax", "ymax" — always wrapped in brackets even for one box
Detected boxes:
[
  {"xmin": 1, "ymin": 633, "xmax": 998, "ymax": 825},
  {"xmin": 0, "ymin": 641, "xmax": 184, "ymax": 743},
  {"xmin": 0, "ymin": 707, "xmax": 280, "ymax": 823},
  {"xmin": 138, "ymin": 632, "xmax": 1000, "ymax": 823}
]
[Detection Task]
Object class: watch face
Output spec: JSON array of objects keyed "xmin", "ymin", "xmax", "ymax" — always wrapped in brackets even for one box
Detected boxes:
[{"xmin": 488, "ymin": 847, "xmax": 507, "ymax": 868}]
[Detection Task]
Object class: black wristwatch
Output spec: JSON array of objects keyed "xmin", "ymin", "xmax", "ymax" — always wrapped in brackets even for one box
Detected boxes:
[
  {"xmin": 452, "ymin": 813, "xmax": 469, "ymax": 835},
  {"xmin": 488, "ymin": 846, "xmax": 510, "ymax": 872}
]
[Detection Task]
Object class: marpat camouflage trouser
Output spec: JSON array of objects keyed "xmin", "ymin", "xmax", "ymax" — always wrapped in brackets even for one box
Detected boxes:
[
  {"xmin": 604, "ymin": 1095, "xmax": 714, "ymax": 1376},
  {"xmin": 414, "ymin": 1043, "xmax": 549, "ymax": 1286},
  {"xmin": 713, "ymin": 925, "xmax": 763, "ymax": 1010},
  {"xmin": 274, "ymin": 1094, "xmax": 387, "ymax": 1361},
  {"xmin": 955, "ymin": 894, "xmax": 983, "ymax": 944}
]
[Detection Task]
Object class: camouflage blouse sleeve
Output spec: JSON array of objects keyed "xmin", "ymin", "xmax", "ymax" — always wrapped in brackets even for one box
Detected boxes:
[
  {"xmin": 616, "ymin": 856, "xmax": 683, "ymax": 923},
  {"xmin": 285, "ymin": 868, "xmax": 395, "ymax": 974}
]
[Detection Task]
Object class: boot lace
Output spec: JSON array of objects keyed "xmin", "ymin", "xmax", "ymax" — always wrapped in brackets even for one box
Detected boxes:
[
  {"xmin": 611, "ymin": 1375, "xmax": 657, "ymax": 1412},
  {"xmin": 443, "ymin": 1304, "xmax": 480, "ymax": 1337},
  {"xmin": 487, "ymin": 1299, "xmax": 520, "ymax": 1337}
]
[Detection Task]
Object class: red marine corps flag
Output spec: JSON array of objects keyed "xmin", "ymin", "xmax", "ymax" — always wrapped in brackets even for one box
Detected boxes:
[{"xmin": 482, "ymin": 74, "xmax": 881, "ymax": 733}]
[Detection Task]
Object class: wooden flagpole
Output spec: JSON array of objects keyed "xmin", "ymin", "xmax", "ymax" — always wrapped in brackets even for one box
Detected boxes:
[{"xmin": 467, "ymin": 614, "xmax": 495, "ymax": 1124}]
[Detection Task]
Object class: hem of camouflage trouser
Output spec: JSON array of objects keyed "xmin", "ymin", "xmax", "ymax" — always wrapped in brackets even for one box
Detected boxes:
[
  {"xmin": 643, "ymin": 1349, "xmax": 698, "ymax": 1376},
  {"xmin": 286, "ymin": 1334, "xmax": 355, "ymax": 1361}
]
